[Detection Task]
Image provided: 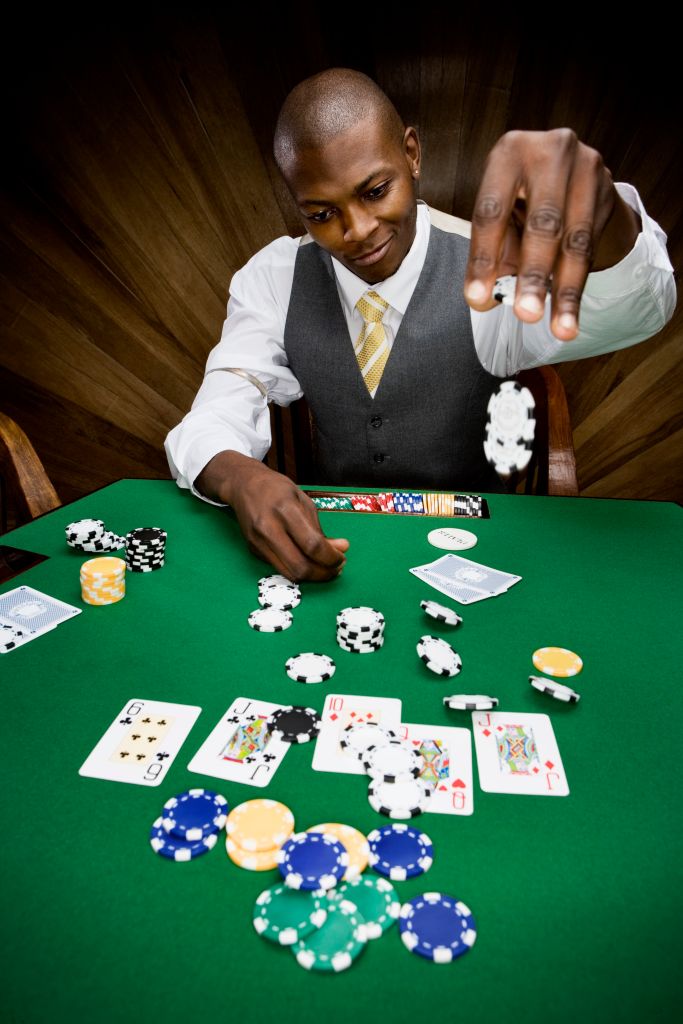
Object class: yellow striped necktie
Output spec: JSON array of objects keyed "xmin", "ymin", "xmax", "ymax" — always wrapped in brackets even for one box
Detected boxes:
[{"xmin": 355, "ymin": 289, "xmax": 390, "ymax": 395}]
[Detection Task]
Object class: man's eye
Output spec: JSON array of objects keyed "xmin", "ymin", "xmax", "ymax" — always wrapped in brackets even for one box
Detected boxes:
[
  {"xmin": 366, "ymin": 183, "xmax": 389, "ymax": 200},
  {"xmin": 309, "ymin": 210, "xmax": 334, "ymax": 224}
]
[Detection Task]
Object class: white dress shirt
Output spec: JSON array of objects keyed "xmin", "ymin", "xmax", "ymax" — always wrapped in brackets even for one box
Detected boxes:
[{"xmin": 165, "ymin": 185, "xmax": 676, "ymax": 499}]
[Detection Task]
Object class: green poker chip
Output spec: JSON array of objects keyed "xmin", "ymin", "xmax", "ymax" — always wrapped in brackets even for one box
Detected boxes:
[
  {"xmin": 252, "ymin": 884, "xmax": 328, "ymax": 946},
  {"xmin": 292, "ymin": 899, "xmax": 368, "ymax": 972},
  {"xmin": 329, "ymin": 876, "xmax": 400, "ymax": 939}
]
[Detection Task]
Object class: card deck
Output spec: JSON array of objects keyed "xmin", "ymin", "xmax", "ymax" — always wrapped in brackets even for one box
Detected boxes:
[
  {"xmin": 187, "ymin": 696, "xmax": 291, "ymax": 787},
  {"xmin": 472, "ymin": 711, "xmax": 569, "ymax": 796}
]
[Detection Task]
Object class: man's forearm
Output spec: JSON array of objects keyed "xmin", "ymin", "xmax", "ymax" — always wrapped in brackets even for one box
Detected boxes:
[{"xmin": 195, "ymin": 450, "xmax": 260, "ymax": 505}]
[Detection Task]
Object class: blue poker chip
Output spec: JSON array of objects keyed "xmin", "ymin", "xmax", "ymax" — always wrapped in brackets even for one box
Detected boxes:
[
  {"xmin": 277, "ymin": 832, "xmax": 349, "ymax": 891},
  {"xmin": 161, "ymin": 788, "xmax": 229, "ymax": 841},
  {"xmin": 399, "ymin": 893, "xmax": 477, "ymax": 963},
  {"xmin": 367, "ymin": 823, "xmax": 434, "ymax": 881},
  {"xmin": 149, "ymin": 817, "xmax": 218, "ymax": 861}
]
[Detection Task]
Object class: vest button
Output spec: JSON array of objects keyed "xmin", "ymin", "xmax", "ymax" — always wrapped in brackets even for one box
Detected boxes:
[
  {"xmin": 373, "ymin": 453, "xmax": 385, "ymax": 463},
  {"xmin": 370, "ymin": 415, "xmax": 383, "ymax": 428}
]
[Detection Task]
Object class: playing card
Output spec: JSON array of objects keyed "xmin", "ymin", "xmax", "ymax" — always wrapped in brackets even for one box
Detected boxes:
[
  {"xmin": 0, "ymin": 585, "xmax": 81, "ymax": 635},
  {"xmin": 472, "ymin": 710, "xmax": 569, "ymax": 796},
  {"xmin": 312, "ymin": 693, "xmax": 402, "ymax": 775},
  {"xmin": 79, "ymin": 698, "xmax": 201, "ymax": 786},
  {"xmin": 394, "ymin": 721, "xmax": 474, "ymax": 815},
  {"xmin": 187, "ymin": 696, "xmax": 291, "ymax": 787},
  {"xmin": 410, "ymin": 553, "xmax": 521, "ymax": 604}
]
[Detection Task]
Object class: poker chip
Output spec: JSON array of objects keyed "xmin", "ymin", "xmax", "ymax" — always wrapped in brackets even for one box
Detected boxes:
[
  {"xmin": 306, "ymin": 823, "xmax": 370, "ymax": 881},
  {"xmin": 484, "ymin": 380, "xmax": 536, "ymax": 475},
  {"xmin": 339, "ymin": 721, "xmax": 397, "ymax": 761},
  {"xmin": 226, "ymin": 835, "xmax": 281, "ymax": 871},
  {"xmin": 268, "ymin": 706, "xmax": 321, "ymax": 743},
  {"xmin": 292, "ymin": 899, "xmax": 367, "ymax": 972},
  {"xmin": 420, "ymin": 599, "xmax": 462, "ymax": 627},
  {"xmin": 532, "ymin": 647, "xmax": 583, "ymax": 677},
  {"xmin": 336, "ymin": 606, "xmax": 385, "ymax": 633},
  {"xmin": 399, "ymin": 893, "xmax": 477, "ymax": 963},
  {"xmin": 329, "ymin": 876, "xmax": 400, "ymax": 939},
  {"xmin": 277, "ymin": 832, "xmax": 349, "ymax": 891},
  {"xmin": 80, "ymin": 556, "xmax": 126, "ymax": 606},
  {"xmin": 161, "ymin": 789, "xmax": 228, "ymax": 841},
  {"xmin": 427, "ymin": 527, "xmax": 478, "ymax": 551},
  {"xmin": 149, "ymin": 817, "xmax": 218, "ymax": 861},
  {"xmin": 285, "ymin": 653, "xmax": 336, "ymax": 684},
  {"xmin": 66, "ymin": 519, "xmax": 125, "ymax": 553},
  {"xmin": 417, "ymin": 636, "xmax": 462, "ymax": 677},
  {"xmin": 258, "ymin": 575, "xmax": 299, "ymax": 591},
  {"xmin": 368, "ymin": 777, "xmax": 432, "ymax": 819},
  {"xmin": 368, "ymin": 823, "xmax": 434, "ymax": 881},
  {"xmin": 247, "ymin": 607, "xmax": 293, "ymax": 632},
  {"xmin": 125, "ymin": 527, "xmax": 167, "ymax": 573},
  {"xmin": 225, "ymin": 799, "xmax": 295, "ymax": 852},
  {"xmin": 259, "ymin": 585, "xmax": 301, "ymax": 610},
  {"xmin": 529, "ymin": 675, "xmax": 581, "ymax": 703},
  {"xmin": 443, "ymin": 694, "xmax": 499, "ymax": 711},
  {"xmin": 362, "ymin": 739, "xmax": 423, "ymax": 783},
  {"xmin": 336, "ymin": 636, "xmax": 384, "ymax": 654},
  {"xmin": 253, "ymin": 884, "xmax": 328, "ymax": 945}
]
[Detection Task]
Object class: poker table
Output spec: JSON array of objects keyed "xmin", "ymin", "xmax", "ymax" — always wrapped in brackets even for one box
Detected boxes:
[{"xmin": 1, "ymin": 479, "xmax": 681, "ymax": 1023}]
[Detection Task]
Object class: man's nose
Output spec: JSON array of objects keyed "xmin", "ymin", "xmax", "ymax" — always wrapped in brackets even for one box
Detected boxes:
[{"xmin": 343, "ymin": 203, "xmax": 379, "ymax": 244}]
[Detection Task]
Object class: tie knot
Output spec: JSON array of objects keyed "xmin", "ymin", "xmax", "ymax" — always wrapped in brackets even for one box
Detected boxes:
[{"xmin": 356, "ymin": 289, "xmax": 389, "ymax": 324}]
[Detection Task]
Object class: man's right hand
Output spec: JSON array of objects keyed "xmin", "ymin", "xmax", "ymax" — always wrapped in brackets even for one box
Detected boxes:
[{"xmin": 195, "ymin": 451, "xmax": 349, "ymax": 582}]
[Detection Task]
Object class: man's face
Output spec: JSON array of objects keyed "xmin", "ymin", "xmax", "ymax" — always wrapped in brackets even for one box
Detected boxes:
[{"xmin": 282, "ymin": 117, "xmax": 421, "ymax": 285}]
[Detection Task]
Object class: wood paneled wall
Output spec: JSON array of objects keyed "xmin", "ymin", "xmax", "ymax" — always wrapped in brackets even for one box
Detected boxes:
[{"xmin": 1, "ymin": 9, "xmax": 680, "ymax": 519}]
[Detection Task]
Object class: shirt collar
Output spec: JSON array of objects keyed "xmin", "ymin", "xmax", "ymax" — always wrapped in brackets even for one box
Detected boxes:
[{"xmin": 331, "ymin": 202, "xmax": 430, "ymax": 316}]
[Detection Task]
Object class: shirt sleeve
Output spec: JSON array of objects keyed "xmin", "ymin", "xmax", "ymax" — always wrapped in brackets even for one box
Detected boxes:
[
  {"xmin": 164, "ymin": 235, "xmax": 304, "ymax": 502},
  {"xmin": 472, "ymin": 182, "xmax": 677, "ymax": 378}
]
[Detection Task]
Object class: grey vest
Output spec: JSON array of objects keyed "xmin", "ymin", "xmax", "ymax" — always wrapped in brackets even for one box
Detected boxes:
[{"xmin": 283, "ymin": 225, "xmax": 503, "ymax": 491}]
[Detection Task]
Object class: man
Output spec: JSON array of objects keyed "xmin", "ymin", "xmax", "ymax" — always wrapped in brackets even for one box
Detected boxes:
[{"xmin": 165, "ymin": 69, "xmax": 675, "ymax": 582}]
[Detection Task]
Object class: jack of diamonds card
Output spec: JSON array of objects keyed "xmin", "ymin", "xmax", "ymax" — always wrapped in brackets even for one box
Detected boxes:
[
  {"xmin": 472, "ymin": 711, "xmax": 569, "ymax": 796},
  {"xmin": 79, "ymin": 698, "xmax": 201, "ymax": 786}
]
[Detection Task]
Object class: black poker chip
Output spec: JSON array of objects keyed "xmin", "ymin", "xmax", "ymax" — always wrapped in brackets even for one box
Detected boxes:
[{"xmin": 267, "ymin": 706, "xmax": 321, "ymax": 744}]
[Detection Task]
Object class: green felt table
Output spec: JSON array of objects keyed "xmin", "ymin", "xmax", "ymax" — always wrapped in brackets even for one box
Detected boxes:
[{"xmin": 1, "ymin": 479, "xmax": 682, "ymax": 1023}]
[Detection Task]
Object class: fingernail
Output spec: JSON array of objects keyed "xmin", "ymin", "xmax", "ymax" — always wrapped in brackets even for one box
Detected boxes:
[
  {"xmin": 558, "ymin": 313, "xmax": 576, "ymax": 331},
  {"xmin": 466, "ymin": 281, "xmax": 488, "ymax": 303},
  {"xmin": 518, "ymin": 294, "xmax": 544, "ymax": 316}
]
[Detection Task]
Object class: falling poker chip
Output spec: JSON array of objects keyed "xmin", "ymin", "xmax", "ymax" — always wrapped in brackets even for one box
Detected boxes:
[
  {"xmin": 362, "ymin": 740, "xmax": 423, "ymax": 783},
  {"xmin": 268, "ymin": 706, "xmax": 321, "ymax": 743},
  {"xmin": 248, "ymin": 607, "xmax": 293, "ymax": 632},
  {"xmin": 149, "ymin": 817, "xmax": 218, "ymax": 861},
  {"xmin": 329, "ymin": 876, "xmax": 400, "ymax": 940},
  {"xmin": 368, "ymin": 777, "xmax": 432, "ymax": 820},
  {"xmin": 339, "ymin": 721, "xmax": 397, "ymax": 761},
  {"xmin": 417, "ymin": 636, "xmax": 462, "ymax": 677},
  {"xmin": 399, "ymin": 893, "xmax": 477, "ymax": 963},
  {"xmin": 277, "ymin": 832, "xmax": 349, "ymax": 891},
  {"xmin": 529, "ymin": 675, "xmax": 580, "ymax": 703},
  {"xmin": 293, "ymin": 898, "xmax": 367, "ymax": 973},
  {"xmin": 285, "ymin": 653, "xmax": 336, "ymax": 684},
  {"xmin": 160, "ymin": 789, "xmax": 228, "ymax": 840},
  {"xmin": 368, "ymin": 823, "xmax": 434, "ymax": 881},
  {"xmin": 532, "ymin": 646, "xmax": 583, "ymax": 678},
  {"xmin": 420, "ymin": 599, "xmax": 462, "ymax": 627},
  {"xmin": 484, "ymin": 380, "xmax": 536, "ymax": 475},
  {"xmin": 443, "ymin": 694, "xmax": 499, "ymax": 712},
  {"xmin": 253, "ymin": 883, "xmax": 328, "ymax": 945}
]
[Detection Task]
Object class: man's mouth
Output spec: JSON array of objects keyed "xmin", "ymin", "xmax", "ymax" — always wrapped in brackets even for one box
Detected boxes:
[{"xmin": 351, "ymin": 237, "xmax": 392, "ymax": 267}]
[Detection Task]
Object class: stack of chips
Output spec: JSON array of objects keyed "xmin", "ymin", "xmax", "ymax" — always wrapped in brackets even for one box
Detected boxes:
[
  {"xmin": 80, "ymin": 557, "xmax": 126, "ymax": 606},
  {"xmin": 125, "ymin": 528, "xmax": 167, "ymax": 573},
  {"xmin": 225, "ymin": 799, "xmax": 296, "ymax": 871},
  {"xmin": 248, "ymin": 575, "xmax": 300, "ymax": 632},
  {"xmin": 150, "ymin": 788, "xmax": 229, "ymax": 861},
  {"xmin": 65, "ymin": 519, "xmax": 124, "ymax": 553},
  {"xmin": 336, "ymin": 606, "xmax": 385, "ymax": 654}
]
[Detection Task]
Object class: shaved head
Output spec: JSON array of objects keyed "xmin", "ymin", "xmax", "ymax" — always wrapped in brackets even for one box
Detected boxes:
[{"xmin": 274, "ymin": 68, "xmax": 405, "ymax": 174}]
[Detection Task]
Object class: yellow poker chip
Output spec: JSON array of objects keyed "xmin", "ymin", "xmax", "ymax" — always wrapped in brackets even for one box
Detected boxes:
[
  {"xmin": 225, "ymin": 799, "xmax": 295, "ymax": 853},
  {"xmin": 307, "ymin": 823, "xmax": 370, "ymax": 881},
  {"xmin": 532, "ymin": 647, "xmax": 583, "ymax": 678},
  {"xmin": 225, "ymin": 835, "xmax": 280, "ymax": 871}
]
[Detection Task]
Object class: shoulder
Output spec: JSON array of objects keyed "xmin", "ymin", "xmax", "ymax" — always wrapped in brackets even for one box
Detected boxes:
[
  {"xmin": 229, "ymin": 234, "xmax": 302, "ymax": 310},
  {"xmin": 425, "ymin": 204, "xmax": 472, "ymax": 239}
]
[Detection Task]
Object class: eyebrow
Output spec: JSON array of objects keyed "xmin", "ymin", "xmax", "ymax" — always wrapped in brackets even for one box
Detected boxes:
[{"xmin": 301, "ymin": 168, "xmax": 391, "ymax": 207}]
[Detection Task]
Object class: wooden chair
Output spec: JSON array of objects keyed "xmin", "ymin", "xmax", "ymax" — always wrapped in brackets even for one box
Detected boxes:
[
  {"xmin": 0, "ymin": 412, "xmax": 61, "ymax": 531},
  {"xmin": 265, "ymin": 364, "xmax": 579, "ymax": 497}
]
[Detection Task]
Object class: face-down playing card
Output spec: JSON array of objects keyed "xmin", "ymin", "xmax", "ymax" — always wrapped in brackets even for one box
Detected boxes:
[{"xmin": 187, "ymin": 696, "xmax": 291, "ymax": 787}]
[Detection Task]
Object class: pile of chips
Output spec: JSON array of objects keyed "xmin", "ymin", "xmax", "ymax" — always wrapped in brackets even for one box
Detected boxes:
[
  {"xmin": 226, "ymin": 799, "xmax": 295, "ymax": 870},
  {"xmin": 248, "ymin": 575, "xmax": 300, "ymax": 632},
  {"xmin": 341, "ymin": 720, "xmax": 433, "ymax": 819},
  {"xmin": 80, "ymin": 556, "xmax": 126, "ymax": 606},
  {"xmin": 336, "ymin": 606, "xmax": 385, "ymax": 654},
  {"xmin": 149, "ymin": 788, "xmax": 229, "ymax": 861},
  {"xmin": 65, "ymin": 518, "xmax": 124, "ymax": 553},
  {"xmin": 125, "ymin": 527, "xmax": 166, "ymax": 573},
  {"xmin": 483, "ymin": 379, "xmax": 536, "ymax": 476},
  {"xmin": 308, "ymin": 491, "xmax": 484, "ymax": 518}
]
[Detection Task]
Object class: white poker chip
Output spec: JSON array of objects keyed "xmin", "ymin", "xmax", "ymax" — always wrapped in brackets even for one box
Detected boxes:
[
  {"xmin": 427, "ymin": 527, "xmax": 478, "ymax": 551},
  {"xmin": 336, "ymin": 606, "xmax": 385, "ymax": 633},
  {"xmin": 416, "ymin": 636, "xmax": 462, "ymax": 678},
  {"xmin": 339, "ymin": 721, "xmax": 397, "ymax": 760},
  {"xmin": 285, "ymin": 653, "xmax": 336, "ymax": 684},
  {"xmin": 248, "ymin": 607, "xmax": 293, "ymax": 632},
  {"xmin": 484, "ymin": 434, "xmax": 534, "ymax": 475},
  {"xmin": 492, "ymin": 274, "xmax": 517, "ymax": 305},
  {"xmin": 259, "ymin": 585, "xmax": 301, "ymax": 610},
  {"xmin": 362, "ymin": 740, "xmax": 423, "ymax": 783},
  {"xmin": 368, "ymin": 777, "xmax": 432, "ymax": 819},
  {"xmin": 443, "ymin": 694, "xmax": 499, "ymax": 711},
  {"xmin": 484, "ymin": 380, "xmax": 536, "ymax": 476},
  {"xmin": 420, "ymin": 600, "xmax": 462, "ymax": 627},
  {"xmin": 259, "ymin": 575, "xmax": 299, "ymax": 591},
  {"xmin": 529, "ymin": 675, "xmax": 580, "ymax": 704}
]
